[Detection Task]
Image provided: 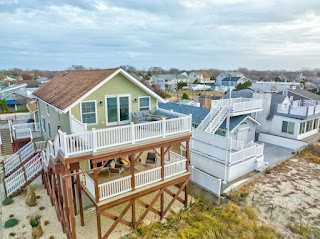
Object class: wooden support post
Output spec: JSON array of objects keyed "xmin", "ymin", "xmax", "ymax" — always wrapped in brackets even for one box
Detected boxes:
[
  {"xmin": 62, "ymin": 166, "xmax": 71, "ymax": 238},
  {"xmin": 161, "ymin": 147, "xmax": 164, "ymax": 181},
  {"xmin": 76, "ymin": 173, "xmax": 84, "ymax": 226},
  {"xmin": 132, "ymin": 198, "xmax": 136, "ymax": 229},
  {"xmin": 130, "ymin": 154, "xmax": 135, "ymax": 190},
  {"xmin": 93, "ymin": 162, "xmax": 100, "ymax": 203},
  {"xmin": 71, "ymin": 174, "xmax": 77, "ymax": 215},
  {"xmin": 185, "ymin": 140, "xmax": 190, "ymax": 207},
  {"xmin": 96, "ymin": 208, "xmax": 102, "ymax": 239},
  {"xmin": 160, "ymin": 191, "xmax": 164, "ymax": 219},
  {"xmin": 57, "ymin": 173, "xmax": 66, "ymax": 233},
  {"xmin": 65, "ymin": 168, "xmax": 76, "ymax": 239}
]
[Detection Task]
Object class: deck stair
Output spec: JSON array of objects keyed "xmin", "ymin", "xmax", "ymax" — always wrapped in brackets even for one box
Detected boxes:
[
  {"xmin": 2, "ymin": 140, "xmax": 47, "ymax": 197},
  {"xmin": 197, "ymin": 101, "xmax": 229, "ymax": 134},
  {"xmin": 0, "ymin": 128, "xmax": 14, "ymax": 155}
]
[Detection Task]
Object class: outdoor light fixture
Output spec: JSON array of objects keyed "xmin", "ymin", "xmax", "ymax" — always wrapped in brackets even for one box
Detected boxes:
[
  {"xmin": 99, "ymin": 101, "xmax": 103, "ymax": 106},
  {"xmin": 134, "ymin": 98, "xmax": 138, "ymax": 102}
]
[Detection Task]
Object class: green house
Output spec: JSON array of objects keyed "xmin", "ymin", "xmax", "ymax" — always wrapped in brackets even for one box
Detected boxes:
[{"xmin": 33, "ymin": 67, "xmax": 166, "ymax": 140}]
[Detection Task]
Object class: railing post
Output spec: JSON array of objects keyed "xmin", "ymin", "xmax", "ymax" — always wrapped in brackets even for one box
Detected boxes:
[
  {"xmin": 92, "ymin": 128, "xmax": 97, "ymax": 152},
  {"xmin": 131, "ymin": 122, "xmax": 135, "ymax": 144},
  {"xmin": 162, "ymin": 118, "xmax": 166, "ymax": 138},
  {"xmin": 62, "ymin": 132, "xmax": 67, "ymax": 157}
]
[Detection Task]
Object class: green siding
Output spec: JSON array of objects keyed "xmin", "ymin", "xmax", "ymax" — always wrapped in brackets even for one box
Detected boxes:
[
  {"xmin": 38, "ymin": 100, "xmax": 70, "ymax": 140},
  {"xmin": 79, "ymin": 160, "xmax": 89, "ymax": 171},
  {"xmin": 70, "ymin": 73, "xmax": 157, "ymax": 129}
]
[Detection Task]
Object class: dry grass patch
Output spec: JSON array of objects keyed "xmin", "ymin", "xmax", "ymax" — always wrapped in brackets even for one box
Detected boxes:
[{"xmin": 123, "ymin": 201, "xmax": 280, "ymax": 239}]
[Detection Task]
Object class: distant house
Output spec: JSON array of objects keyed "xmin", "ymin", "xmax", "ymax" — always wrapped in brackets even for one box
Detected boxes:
[
  {"xmin": 216, "ymin": 72, "xmax": 247, "ymax": 91},
  {"xmin": 251, "ymin": 81, "xmax": 301, "ymax": 93},
  {"xmin": 178, "ymin": 99, "xmax": 200, "ymax": 107},
  {"xmin": 253, "ymin": 88, "xmax": 320, "ymax": 142},
  {"xmin": 149, "ymin": 73, "xmax": 189, "ymax": 91},
  {"xmin": 188, "ymin": 71, "xmax": 213, "ymax": 84},
  {"xmin": 0, "ymin": 83, "xmax": 34, "ymax": 112}
]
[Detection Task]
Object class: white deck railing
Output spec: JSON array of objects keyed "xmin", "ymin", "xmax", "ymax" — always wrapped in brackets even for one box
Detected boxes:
[
  {"xmin": 135, "ymin": 167, "xmax": 162, "ymax": 189},
  {"xmin": 4, "ymin": 141, "xmax": 35, "ymax": 176},
  {"xmin": 99, "ymin": 175, "xmax": 132, "ymax": 200},
  {"xmin": 62, "ymin": 116, "xmax": 191, "ymax": 157},
  {"xmin": 276, "ymin": 101, "xmax": 320, "ymax": 118},
  {"xmin": 211, "ymin": 98, "xmax": 262, "ymax": 115},
  {"xmin": 70, "ymin": 115, "xmax": 87, "ymax": 134},
  {"xmin": 35, "ymin": 141, "xmax": 46, "ymax": 152},
  {"xmin": 4, "ymin": 167, "xmax": 26, "ymax": 197},
  {"xmin": 229, "ymin": 143, "xmax": 264, "ymax": 165},
  {"xmin": 25, "ymin": 154, "xmax": 42, "ymax": 180},
  {"xmin": 164, "ymin": 159, "xmax": 187, "ymax": 179},
  {"xmin": 197, "ymin": 100, "xmax": 221, "ymax": 131},
  {"xmin": 14, "ymin": 128, "xmax": 33, "ymax": 140},
  {"xmin": 81, "ymin": 171, "xmax": 96, "ymax": 198}
]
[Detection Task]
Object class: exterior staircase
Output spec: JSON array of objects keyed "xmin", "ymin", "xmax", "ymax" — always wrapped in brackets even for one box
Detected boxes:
[
  {"xmin": 0, "ymin": 128, "xmax": 14, "ymax": 155},
  {"xmin": 197, "ymin": 101, "xmax": 229, "ymax": 134},
  {"xmin": 2, "ymin": 140, "xmax": 46, "ymax": 197}
]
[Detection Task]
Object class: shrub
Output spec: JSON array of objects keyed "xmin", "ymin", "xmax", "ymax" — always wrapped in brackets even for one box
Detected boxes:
[
  {"xmin": 9, "ymin": 232, "xmax": 16, "ymax": 237},
  {"xmin": 2, "ymin": 197, "xmax": 14, "ymax": 206},
  {"xmin": 30, "ymin": 215, "xmax": 41, "ymax": 227},
  {"xmin": 49, "ymin": 236, "xmax": 55, "ymax": 239},
  {"xmin": 4, "ymin": 218, "xmax": 19, "ymax": 228},
  {"xmin": 9, "ymin": 214, "xmax": 14, "ymax": 218}
]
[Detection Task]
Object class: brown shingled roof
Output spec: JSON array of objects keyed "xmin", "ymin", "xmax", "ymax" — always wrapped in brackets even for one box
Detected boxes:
[
  {"xmin": 196, "ymin": 71, "xmax": 210, "ymax": 79},
  {"xmin": 33, "ymin": 68, "xmax": 120, "ymax": 111}
]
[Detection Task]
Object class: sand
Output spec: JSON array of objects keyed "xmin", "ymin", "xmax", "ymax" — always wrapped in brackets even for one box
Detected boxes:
[
  {"xmin": 1, "ymin": 176, "xmax": 191, "ymax": 239},
  {"xmin": 248, "ymin": 157, "xmax": 320, "ymax": 238}
]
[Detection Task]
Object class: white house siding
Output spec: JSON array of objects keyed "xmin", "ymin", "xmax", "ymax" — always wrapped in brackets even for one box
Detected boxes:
[
  {"xmin": 230, "ymin": 120, "xmax": 256, "ymax": 144},
  {"xmin": 259, "ymin": 133, "xmax": 307, "ymax": 150}
]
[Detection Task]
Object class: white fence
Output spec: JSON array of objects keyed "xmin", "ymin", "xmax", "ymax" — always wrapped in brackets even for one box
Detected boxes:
[
  {"xmin": 81, "ymin": 171, "xmax": 96, "ymax": 198},
  {"xmin": 62, "ymin": 116, "xmax": 191, "ymax": 157},
  {"xmin": 135, "ymin": 167, "xmax": 161, "ymax": 189},
  {"xmin": 190, "ymin": 166, "xmax": 222, "ymax": 196},
  {"xmin": 164, "ymin": 160, "xmax": 187, "ymax": 179},
  {"xmin": 276, "ymin": 101, "xmax": 320, "ymax": 117}
]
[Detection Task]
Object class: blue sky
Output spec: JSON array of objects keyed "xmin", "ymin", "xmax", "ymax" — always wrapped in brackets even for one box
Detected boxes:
[{"xmin": 0, "ymin": 0, "xmax": 319, "ymax": 70}]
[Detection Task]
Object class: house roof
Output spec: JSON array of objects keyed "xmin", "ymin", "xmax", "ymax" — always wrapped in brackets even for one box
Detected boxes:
[
  {"xmin": 27, "ymin": 102, "xmax": 38, "ymax": 112},
  {"xmin": 155, "ymin": 74, "xmax": 188, "ymax": 80},
  {"xmin": 219, "ymin": 115, "xmax": 260, "ymax": 131},
  {"xmin": 287, "ymin": 88, "xmax": 320, "ymax": 101},
  {"xmin": 33, "ymin": 68, "xmax": 165, "ymax": 112},
  {"xmin": 3, "ymin": 80, "xmax": 41, "ymax": 88},
  {"xmin": 0, "ymin": 83, "xmax": 27, "ymax": 94},
  {"xmin": 195, "ymin": 71, "xmax": 210, "ymax": 79},
  {"xmin": 158, "ymin": 102, "xmax": 210, "ymax": 124},
  {"xmin": 223, "ymin": 89, "xmax": 254, "ymax": 99}
]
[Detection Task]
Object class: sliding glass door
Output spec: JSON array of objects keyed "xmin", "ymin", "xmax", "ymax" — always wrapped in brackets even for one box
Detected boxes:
[{"xmin": 106, "ymin": 95, "xmax": 130, "ymax": 126}]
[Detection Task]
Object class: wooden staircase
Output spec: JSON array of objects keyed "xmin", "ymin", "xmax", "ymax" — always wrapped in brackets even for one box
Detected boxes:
[
  {"xmin": 0, "ymin": 128, "xmax": 14, "ymax": 155},
  {"xmin": 2, "ymin": 141, "xmax": 47, "ymax": 198}
]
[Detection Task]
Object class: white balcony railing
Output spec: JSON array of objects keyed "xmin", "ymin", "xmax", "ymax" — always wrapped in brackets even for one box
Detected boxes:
[
  {"xmin": 61, "ymin": 116, "xmax": 191, "ymax": 157},
  {"xmin": 70, "ymin": 115, "xmax": 87, "ymax": 134},
  {"xmin": 276, "ymin": 101, "xmax": 320, "ymax": 118},
  {"xmin": 11, "ymin": 122, "xmax": 40, "ymax": 140},
  {"xmin": 135, "ymin": 167, "xmax": 162, "ymax": 189}
]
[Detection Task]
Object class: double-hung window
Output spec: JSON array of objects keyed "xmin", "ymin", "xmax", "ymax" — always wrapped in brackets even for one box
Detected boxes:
[
  {"xmin": 139, "ymin": 96, "xmax": 150, "ymax": 111},
  {"xmin": 81, "ymin": 101, "xmax": 97, "ymax": 124},
  {"xmin": 281, "ymin": 121, "xmax": 294, "ymax": 134}
]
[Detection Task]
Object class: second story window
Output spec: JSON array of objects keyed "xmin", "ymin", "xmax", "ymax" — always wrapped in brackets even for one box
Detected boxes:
[
  {"xmin": 41, "ymin": 117, "xmax": 46, "ymax": 132},
  {"xmin": 138, "ymin": 96, "xmax": 150, "ymax": 111},
  {"xmin": 81, "ymin": 101, "xmax": 97, "ymax": 124},
  {"xmin": 46, "ymin": 104, "xmax": 50, "ymax": 116}
]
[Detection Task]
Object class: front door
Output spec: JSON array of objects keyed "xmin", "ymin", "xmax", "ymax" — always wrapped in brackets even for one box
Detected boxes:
[
  {"xmin": 106, "ymin": 95, "xmax": 130, "ymax": 126},
  {"xmin": 237, "ymin": 127, "xmax": 249, "ymax": 143}
]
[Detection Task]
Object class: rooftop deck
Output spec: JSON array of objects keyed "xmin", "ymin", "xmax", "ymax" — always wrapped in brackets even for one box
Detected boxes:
[{"xmin": 276, "ymin": 100, "xmax": 320, "ymax": 119}]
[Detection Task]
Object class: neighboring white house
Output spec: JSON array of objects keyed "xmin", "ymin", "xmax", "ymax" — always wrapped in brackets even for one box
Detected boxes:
[
  {"xmin": 189, "ymin": 94, "xmax": 265, "ymax": 195},
  {"xmin": 254, "ymin": 88, "xmax": 320, "ymax": 141},
  {"xmin": 149, "ymin": 73, "xmax": 189, "ymax": 91},
  {"xmin": 216, "ymin": 72, "xmax": 247, "ymax": 92},
  {"xmin": 251, "ymin": 81, "xmax": 301, "ymax": 93},
  {"xmin": 188, "ymin": 71, "xmax": 213, "ymax": 84}
]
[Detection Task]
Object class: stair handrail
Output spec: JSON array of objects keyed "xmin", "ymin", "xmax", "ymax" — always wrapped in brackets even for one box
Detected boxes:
[
  {"xmin": 206, "ymin": 102, "xmax": 230, "ymax": 133},
  {"xmin": 198, "ymin": 100, "xmax": 222, "ymax": 130}
]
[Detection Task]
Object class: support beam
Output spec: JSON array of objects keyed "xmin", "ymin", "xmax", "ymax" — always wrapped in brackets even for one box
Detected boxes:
[
  {"xmin": 161, "ymin": 147, "xmax": 164, "ymax": 181},
  {"xmin": 130, "ymin": 154, "xmax": 135, "ymax": 190},
  {"xmin": 65, "ymin": 168, "xmax": 76, "ymax": 239},
  {"xmin": 96, "ymin": 208, "xmax": 102, "ymax": 239},
  {"xmin": 163, "ymin": 179, "xmax": 188, "ymax": 216},
  {"xmin": 93, "ymin": 162, "xmax": 100, "ymax": 203},
  {"xmin": 76, "ymin": 173, "xmax": 84, "ymax": 226}
]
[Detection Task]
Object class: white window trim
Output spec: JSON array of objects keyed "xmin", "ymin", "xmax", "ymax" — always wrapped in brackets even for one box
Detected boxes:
[
  {"xmin": 105, "ymin": 94, "xmax": 131, "ymax": 126},
  {"xmin": 41, "ymin": 116, "xmax": 46, "ymax": 132},
  {"xmin": 80, "ymin": 100, "xmax": 98, "ymax": 125},
  {"xmin": 46, "ymin": 104, "xmax": 50, "ymax": 116},
  {"xmin": 138, "ymin": 96, "xmax": 151, "ymax": 111}
]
